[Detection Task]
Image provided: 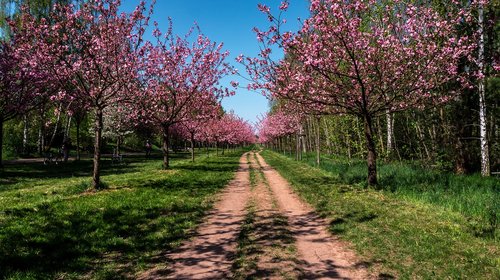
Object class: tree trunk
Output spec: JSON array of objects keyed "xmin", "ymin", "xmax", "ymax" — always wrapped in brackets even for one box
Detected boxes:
[
  {"xmin": 346, "ymin": 132, "xmax": 352, "ymax": 160},
  {"xmin": 92, "ymin": 108, "xmax": 104, "ymax": 189},
  {"xmin": 307, "ymin": 117, "xmax": 313, "ymax": 152},
  {"xmin": 415, "ymin": 120, "xmax": 431, "ymax": 161},
  {"xmin": 323, "ymin": 118, "xmax": 332, "ymax": 155},
  {"xmin": 38, "ymin": 111, "xmax": 46, "ymax": 155},
  {"xmin": 162, "ymin": 126, "xmax": 170, "ymax": 169},
  {"xmin": 116, "ymin": 137, "xmax": 121, "ymax": 155},
  {"xmin": 65, "ymin": 115, "xmax": 72, "ymax": 141},
  {"xmin": 22, "ymin": 115, "xmax": 28, "ymax": 155},
  {"xmin": 478, "ymin": 3, "xmax": 490, "ymax": 176},
  {"xmin": 300, "ymin": 125, "xmax": 306, "ymax": 154},
  {"xmin": 363, "ymin": 114, "xmax": 378, "ymax": 186},
  {"xmin": 76, "ymin": 121, "xmax": 81, "ymax": 161},
  {"xmin": 295, "ymin": 132, "xmax": 300, "ymax": 161},
  {"xmin": 0, "ymin": 117, "xmax": 4, "ymax": 167},
  {"xmin": 38, "ymin": 124, "xmax": 43, "ymax": 154},
  {"xmin": 190, "ymin": 133, "xmax": 195, "ymax": 162},
  {"xmin": 376, "ymin": 117, "xmax": 384, "ymax": 156},
  {"xmin": 386, "ymin": 111, "xmax": 394, "ymax": 159},
  {"xmin": 216, "ymin": 141, "xmax": 219, "ymax": 156},
  {"xmin": 315, "ymin": 116, "xmax": 321, "ymax": 166},
  {"xmin": 48, "ymin": 104, "xmax": 62, "ymax": 149},
  {"xmin": 64, "ymin": 114, "xmax": 72, "ymax": 162}
]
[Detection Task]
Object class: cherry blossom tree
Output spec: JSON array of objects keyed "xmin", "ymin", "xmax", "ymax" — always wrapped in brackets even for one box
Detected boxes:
[
  {"xmin": 202, "ymin": 113, "xmax": 255, "ymax": 155},
  {"xmin": 174, "ymin": 97, "xmax": 221, "ymax": 162},
  {"xmin": 219, "ymin": 113, "xmax": 255, "ymax": 151},
  {"xmin": 136, "ymin": 22, "xmax": 234, "ymax": 169},
  {"xmin": 0, "ymin": 40, "xmax": 45, "ymax": 167},
  {"xmin": 12, "ymin": 0, "xmax": 153, "ymax": 188},
  {"xmin": 242, "ymin": 0, "xmax": 475, "ymax": 186},
  {"xmin": 102, "ymin": 104, "xmax": 134, "ymax": 155},
  {"xmin": 257, "ymin": 110, "xmax": 300, "ymax": 145}
]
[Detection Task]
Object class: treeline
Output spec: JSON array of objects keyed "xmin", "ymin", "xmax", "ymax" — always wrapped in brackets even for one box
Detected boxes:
[
  {"xmin": 266, "ymin": 90, "xmax": 500, "ymax": 174},
  {"xmin": 0, "ymin": 0, "xmax": 255, "ymax": 190},
  {"xmin": 252, "ymin": 0, "xmax": 499, "ymax": 183}
]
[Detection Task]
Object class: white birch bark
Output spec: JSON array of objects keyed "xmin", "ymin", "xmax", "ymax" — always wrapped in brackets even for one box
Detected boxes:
[{"xmin": 478, "ymin": 3, "xmax": 490, "ymax": 176}]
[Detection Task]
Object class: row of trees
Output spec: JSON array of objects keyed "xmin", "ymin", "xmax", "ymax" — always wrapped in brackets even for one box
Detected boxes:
[
  {"xmin": 248, "ymin": 0, "xmax": 498, "ymax": 186},
  {"xmin": 0, "ymin": 0, "xmax": 255, "ymax": 189}
]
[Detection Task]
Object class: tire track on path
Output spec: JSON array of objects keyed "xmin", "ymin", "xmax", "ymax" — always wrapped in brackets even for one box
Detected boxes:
[
  {"xmin": 233, "ymin": 152, "xmax": 301, "ymax": 279},
  {"xmin": 255, "ymin": 152, "xmax": 370, "ymax": 280}
]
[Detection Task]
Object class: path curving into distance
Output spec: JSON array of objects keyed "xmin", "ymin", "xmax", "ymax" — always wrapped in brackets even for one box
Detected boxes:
[{"xmin": 140, "ymin": 151, "xmax": 369, "ymax": 279}]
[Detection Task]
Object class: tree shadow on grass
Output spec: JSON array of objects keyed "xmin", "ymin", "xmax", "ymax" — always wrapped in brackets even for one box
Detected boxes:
[
  {"xmin": 175, "ymin": 162, "xmax": 238, "ymax": 173},
  {"xmin": 0, "ymin": 168, "xmax": 233, "ymax": 279},
  {"xmin": 0, "ymin": 161, "xmax": 141, "ymax": 193},
  {"xmin": 0, "ymin": 205, "xmax": 200, "ymax": 278}
]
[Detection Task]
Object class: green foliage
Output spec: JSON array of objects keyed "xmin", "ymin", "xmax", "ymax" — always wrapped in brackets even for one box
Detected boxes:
[
  {"xmin": 0, "ymin": 149, "xmax": 244, "ymax": 279},
  {"xmin": 262, "ymin": 150, "xmax": 499, "ymax": 279},
  {"xmin": 3, "ymin": 119, "xmax": 23, "ymax": 159}
]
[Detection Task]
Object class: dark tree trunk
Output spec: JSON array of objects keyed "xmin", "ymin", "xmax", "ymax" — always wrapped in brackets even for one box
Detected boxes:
[
  {"xmin": 295, "ymin": 133, "xmax": 299, "ymax": 161},
  {"xmin": 162, "ymin": 125, "xmax": 170, "ymax": 169},
  {"xmin": 323, "ymin": 118, "xmax": 332, "ymax": 155},
  {"xmin": 76, "ymin": 121, "xmax": 81, "ymax": 161},
  {"xmin": 190, "ymin": 132, "xmax": 195, "ymax": 162},
  {"xmin": 216, "ymin": 141, "xmax": 218, "ymax": 156},
  {"xmin": 116, "ymin": 137, "xmax": 121, "ymax": 155},
  {"xmin": 315, "ymin": 116, "xmax": 321, "ymax": 166},
  {"xmin": 92, "ymin": 108, "xmax": 104, "ymax": 189},
  {"xmin": 38, "ymin": 110, "xmax": 46, "ymax": 155},
  {"xmin": 363, "ymin": 114, "xmax": 378, "ymax": 186}
]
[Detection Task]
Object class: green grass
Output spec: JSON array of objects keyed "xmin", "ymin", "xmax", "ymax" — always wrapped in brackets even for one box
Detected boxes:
[
  {"xmin": 0, "ymin": 149, "xmax": 246, "ymax": 279},
  {"xmin": 298, "ymin": 152, "xmax": 499, "ymax": 240},
  {"xmin": 261, "ymin": 150, "xmax": 500, "ymax": 279}
]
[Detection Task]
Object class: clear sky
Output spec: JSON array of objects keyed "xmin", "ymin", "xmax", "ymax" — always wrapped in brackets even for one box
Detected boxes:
[{"xmin": 121, "ymin": 0, "xmax": 310, "ymax": 127}]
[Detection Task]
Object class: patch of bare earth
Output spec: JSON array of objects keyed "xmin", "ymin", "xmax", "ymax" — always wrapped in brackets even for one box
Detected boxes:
[
  {"xmin": 138, "ymin": 153, "xmax": 251, "ymax": 280},
  {"xmin": 138, "ymin": 151, "xmax": 369, "ymax": 279},
  {"xmin": 255, "ymin": 152, "xmax": 371, "ymax": 280},
  {"xmin": 233, "ymin": 152, "xmax": 301, "ymax": 279}
]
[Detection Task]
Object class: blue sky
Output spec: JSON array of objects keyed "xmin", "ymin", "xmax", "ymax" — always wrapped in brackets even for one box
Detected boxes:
[{"xmin": 121, "ymin": 0, "xmax": 310, "ymax": 126}]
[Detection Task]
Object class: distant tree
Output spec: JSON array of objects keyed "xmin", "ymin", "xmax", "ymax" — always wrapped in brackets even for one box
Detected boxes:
[
  {"xmin": 136, "ymin": 22, "xmax": 234, "ymax": 169},
  {"xmin": 0, "ymin": 41, "xmax": 45, "ymax": 166}
]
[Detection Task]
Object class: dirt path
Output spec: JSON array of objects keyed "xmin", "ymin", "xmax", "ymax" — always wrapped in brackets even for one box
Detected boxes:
[
  {"xmin": 233, "ymin": 152, "xmax": 301, "ymax": 279},
  {"xmin": 255, "ymin": 152, "xmax": 369, "ymax": 280},
  {"xmin": 139, "ymin": 153, "xmax": 252, "ymax": 280},
  {"xmin": 140, "ymin": 151, "xmax": 368, "ymax": 279}
]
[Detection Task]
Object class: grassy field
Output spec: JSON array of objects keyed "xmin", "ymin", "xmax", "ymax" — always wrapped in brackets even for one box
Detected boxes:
[
  {"xmin": 0, "ymin": 150, "xmax": 245, "ymax": 280},
  {"xmin": 297, "ymin": 152, "xmax": 499, "ymax": 240},
  {"xmin": 261, "ymin": 150, "xmax": 500, "ymax": 279}
]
